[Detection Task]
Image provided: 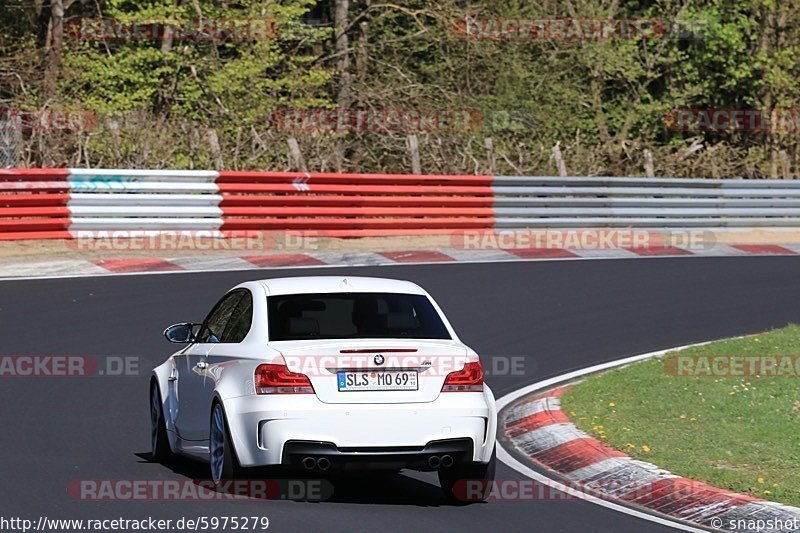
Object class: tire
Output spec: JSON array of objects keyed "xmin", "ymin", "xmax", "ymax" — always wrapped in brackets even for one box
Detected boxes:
[
  {"xmin": 438, "ymin": 448, "xmax": 496, "ymax": 503},
  {"xmin": 149, "ymin": 382, "xmax": 173, "ymax": 462},
  {"xmin": 209, "ymin": 402, "xmax": 242, "ymax": 485}
]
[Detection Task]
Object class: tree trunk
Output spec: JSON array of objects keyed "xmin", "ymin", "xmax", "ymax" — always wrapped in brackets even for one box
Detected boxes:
[
  {"xmin": 355, "ymin": 1, "xmax": 370, "ymax": 89},
  {"xmin": 349, "ymin": 6, "xmax": 369, "ymax": 170},
  {"xmin": 44, "ymin": 0, "xmax": 64, "ymax": 99},
  {"xmin": 334, "ymin": 0, "xmax": 351, "ymax": 172},
  {"xmin": 758, "ymin": 5, "xmax": 779, "ymax": 178},
  {"xmin": 335, "ymin": 0, "xmax": 351, "ymax": 110}
]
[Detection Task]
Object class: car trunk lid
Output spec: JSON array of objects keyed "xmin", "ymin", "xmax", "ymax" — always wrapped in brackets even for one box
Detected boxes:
[{"xmin": 272, "ymin": 339, "xmax": 469, "ymax": 404}]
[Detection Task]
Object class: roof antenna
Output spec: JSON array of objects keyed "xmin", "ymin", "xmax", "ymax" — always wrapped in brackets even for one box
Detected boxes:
[{"xmin": 340, "ymin": 277, "xmax": 350, "ymax": 289}]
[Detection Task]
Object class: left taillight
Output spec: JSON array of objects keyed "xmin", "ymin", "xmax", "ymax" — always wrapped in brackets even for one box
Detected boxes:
[
  {"xmin": 255, "ymin": 364, "xmax": 314, "ymax": 394},
  {"xmin": 441, "ymin": 361, "xmax": 484, "ymax": 392}
]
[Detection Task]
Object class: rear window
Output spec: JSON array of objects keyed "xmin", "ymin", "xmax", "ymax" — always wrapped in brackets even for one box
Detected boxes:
[{"xmin": 267, "ymin": 292, "xmax": 451, "ymax": 341}]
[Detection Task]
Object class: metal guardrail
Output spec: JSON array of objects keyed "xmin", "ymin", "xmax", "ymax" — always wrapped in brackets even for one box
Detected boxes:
[
  {"xmin": 491, "ymin": 176, "xmax": 800, "ymax": 228},
  {"xmin": 2, "ymin": 169, "xmax": 800, "ymax": 239}
]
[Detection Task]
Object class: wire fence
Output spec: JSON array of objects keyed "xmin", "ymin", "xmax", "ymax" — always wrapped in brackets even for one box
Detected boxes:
[{"xmin": 0, "ymin": 111, "xmax": 20, "ymax": 168}]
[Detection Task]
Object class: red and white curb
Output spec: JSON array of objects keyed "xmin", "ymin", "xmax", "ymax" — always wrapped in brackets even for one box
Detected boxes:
[
  {"xmin": 2, "ymin": 242, "xmax": 800, "ymax": 279},
  {"xmin": 497, "ymin": 346, "xmax": 800, "ymax": 532}
]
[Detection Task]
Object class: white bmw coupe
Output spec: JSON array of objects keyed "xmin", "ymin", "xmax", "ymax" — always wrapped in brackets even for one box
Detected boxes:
[{"xmin": 151, "ymin": 276, "xmax": 496, "ymax": 500}]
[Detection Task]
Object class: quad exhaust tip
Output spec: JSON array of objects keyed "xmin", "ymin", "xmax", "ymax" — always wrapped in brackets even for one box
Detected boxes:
[
  {"xmin": 305, "ymin": 454, "xmax": 450, "ymax": 470},
  {"xmin": 429, "ymin": 454, "xmax": 454, "ymax": 469},
  {"xmin": 301, "ymin": 456, "xmax": 331, "ymax": 471}
]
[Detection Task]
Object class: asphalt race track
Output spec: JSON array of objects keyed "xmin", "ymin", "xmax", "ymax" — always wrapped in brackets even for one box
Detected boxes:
[{"xmin": 2, "ymin": 256, "xmax": 800, "ymax": 532}]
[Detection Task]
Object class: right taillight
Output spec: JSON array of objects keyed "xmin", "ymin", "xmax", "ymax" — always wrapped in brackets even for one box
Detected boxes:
[
  {"xmin": 255, "ymin": 364, "xmax": 314, "ymax": 394},
  {"xmin": 441, "ymin": 361, "xmax": 484, "ymax": 392}
]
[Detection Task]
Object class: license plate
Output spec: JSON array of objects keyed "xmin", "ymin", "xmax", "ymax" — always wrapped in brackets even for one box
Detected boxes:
[{"xmin": 337, "ymin": 370, "xmax": 418, "ymax": 391}]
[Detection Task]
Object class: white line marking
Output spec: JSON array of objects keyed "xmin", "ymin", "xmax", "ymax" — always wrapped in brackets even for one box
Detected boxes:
[
  {"xmin": 505, "ymin": 396, "xmax": 559, "ymax": 423},
  {"xmin": 511, "ymin": 423, "xmax": 589, "ymax": 454}
]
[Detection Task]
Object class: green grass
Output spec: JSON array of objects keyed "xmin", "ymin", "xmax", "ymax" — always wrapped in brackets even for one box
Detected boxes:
[{"xmin": 561, "ymin": 324, "xmax": 800, "ymax": 506}]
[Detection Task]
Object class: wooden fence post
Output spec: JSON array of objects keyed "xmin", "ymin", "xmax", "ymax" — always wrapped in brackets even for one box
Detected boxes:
[
  {"xmin": 287, "ymin": 137, "xmax": 308, "ymax": 172},
  {"xmin": 552, "ymin": 141, "xmax": 567, "ymax": 177},
  {"xmin": 407, "ymin": 134, "xmax": 422, "ymax": 174}
]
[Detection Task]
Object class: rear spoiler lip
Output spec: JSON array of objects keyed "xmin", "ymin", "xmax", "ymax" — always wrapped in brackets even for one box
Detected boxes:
[{"xmin": 339, "ymin": 348, "xmax": 418, "ymax": 353}]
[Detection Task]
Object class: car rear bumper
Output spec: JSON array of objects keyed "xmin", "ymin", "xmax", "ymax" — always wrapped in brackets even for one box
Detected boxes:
[
  {"xmin": 282, "ymin": 438, "xmax": 474, "ymax": 471},
  {"xmin": 222, "ymin": 390, "xmax": 496, "ymax": 468}
]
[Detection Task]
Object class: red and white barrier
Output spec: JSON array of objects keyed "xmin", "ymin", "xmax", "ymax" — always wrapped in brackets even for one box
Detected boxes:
[
  {"xmin": 0, "ymin": 168, "xmax": 496, "ymax": 240},
  {"xmin": 4, "ymin": 168, "xmax": 800, "ymax": 240}
]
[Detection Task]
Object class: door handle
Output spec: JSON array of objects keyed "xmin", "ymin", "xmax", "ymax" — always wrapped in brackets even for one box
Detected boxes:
[
  {"xmin": 195, "ymin": 361, "xmax": 208, "ymax": 370},
  {"xmin": 168, "ymin": 368, "xmax": 178, "ymax": 382}
]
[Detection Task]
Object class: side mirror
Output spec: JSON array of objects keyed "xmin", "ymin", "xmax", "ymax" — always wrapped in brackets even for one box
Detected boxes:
[{"xmin": 164, "ymin": 323, "xmax": 198, "ymax": 343}]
